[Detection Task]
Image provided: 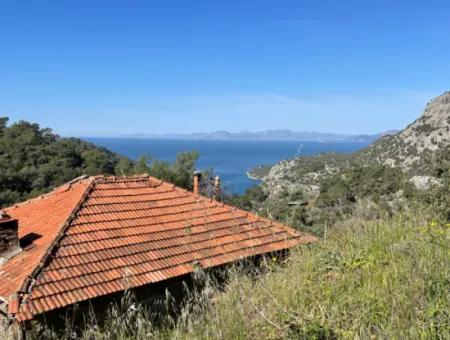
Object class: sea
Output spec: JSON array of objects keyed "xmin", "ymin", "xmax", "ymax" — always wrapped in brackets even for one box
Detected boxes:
[{"xmin": 85, "ymin": 138, "xmax": 370, "ymax": 194}]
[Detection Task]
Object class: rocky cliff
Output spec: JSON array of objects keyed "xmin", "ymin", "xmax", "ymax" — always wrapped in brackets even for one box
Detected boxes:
[
  {"xmin": 358, "ymin": 91, "xmax": 450, "ymax": 173},
  {"xmin": 259, "ymin": 91, "xmax": 450, "ymax": 196}
]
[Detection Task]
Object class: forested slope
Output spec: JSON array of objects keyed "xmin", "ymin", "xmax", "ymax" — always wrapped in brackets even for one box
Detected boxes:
[
  {"xmin": 0, "ymin": 117, "xmax": 203, "ymax": 208},
  {"xmin": 0, "ymin": 117, "xmax": 124, "ymax": 206}
]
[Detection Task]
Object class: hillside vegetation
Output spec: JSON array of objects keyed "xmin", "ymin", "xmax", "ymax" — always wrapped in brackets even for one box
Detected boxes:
[
  {"xmin": 359, "ymin": 91, "xmax": 450, "ymax": 174},
  {"xmin": 242, "ymin": 92, "xmax": 450, "ymax": 236},
  {"xmin": 0, "ymin": 117, "xmax": 123, "ymax": 206},
  {"xmin": 258, "ymin": 91, "xmax": 450, "ymax": 195},
  {"xmin": 27, "ymin": 209, "xmax": 449, "ymax": 339},
  {"xmin": 233, "ymin": 160, "xmax": 449, "ymax": 236},
  {"xmin": 0, "ymin": 117, "xmax": 200, "ymax": 207},
  {"xmin": 163, "ymin": 212, "xmax": 449, "ymax": 339}
]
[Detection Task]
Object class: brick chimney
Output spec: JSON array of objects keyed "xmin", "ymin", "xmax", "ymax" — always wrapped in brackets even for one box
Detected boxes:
[
  {"xmin": 0, "ymin": 212, "xmax": 21, "ymax": 265},
  {"xmin": 193, "ymin": 171, "xmax": 202, "ymax": 195}
]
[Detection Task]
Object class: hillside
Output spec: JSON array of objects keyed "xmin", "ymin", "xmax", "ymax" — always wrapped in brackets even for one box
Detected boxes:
[
  {"xmin": 0, "ymin": 117, "xmax": 125, "ymax": 207},
  {"xmin": 237, "ymin": 92, "xmax": 450, "ymax": 236},
  {"xmin": 257, "ymin": 91, "xmax": 450, "ymax": 197},
  {"xmin": 358, "ymin": 91, "xmax": 450, "ymax": 174}
]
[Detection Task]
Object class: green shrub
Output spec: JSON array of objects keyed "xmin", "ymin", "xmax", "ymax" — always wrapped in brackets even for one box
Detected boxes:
[
  {"xmin": 167, "ymin": 212, "xmax": 449, "ymax": 339},
  {"xmin": 20, "ymin": 212, "xmax": 449, "ymax": 340}
]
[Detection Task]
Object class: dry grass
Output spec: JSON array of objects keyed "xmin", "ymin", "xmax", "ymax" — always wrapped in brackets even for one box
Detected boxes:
[
  {"xmin": 164, "ymin": 213, "xmax": 449, "ymax": 340},
  {"xmin": 21, "ymin": 211, "xmax": 450, "ymax": 339}
]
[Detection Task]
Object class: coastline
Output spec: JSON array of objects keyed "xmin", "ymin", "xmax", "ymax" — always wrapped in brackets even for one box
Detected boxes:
[{"xmin": 246, "ymin": 170, "xmax": 263, "ymax": 181}]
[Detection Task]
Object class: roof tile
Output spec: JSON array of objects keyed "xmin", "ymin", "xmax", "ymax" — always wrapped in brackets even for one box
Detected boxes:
[{"xmin": 0, "ymin": 176, "xmax": 317, "ymax": 321}]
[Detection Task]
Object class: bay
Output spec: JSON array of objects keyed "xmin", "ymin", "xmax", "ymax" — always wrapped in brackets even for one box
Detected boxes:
[{"xmin": 85, "ymin": 138, "xmax": 369, "ymax": 194}]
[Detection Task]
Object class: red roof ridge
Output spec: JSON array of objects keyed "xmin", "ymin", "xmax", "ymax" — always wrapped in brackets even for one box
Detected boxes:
[
  {"xmin": 90, "ymin": 174, "xmax": 172, "ymax": 189},
  {"xmin": 10, "ymin": 178, "xmax": 96, "ymax": 317},
  {"xmin": 5, "ymin": 175, "xmax": 93, "ymax": 210}
]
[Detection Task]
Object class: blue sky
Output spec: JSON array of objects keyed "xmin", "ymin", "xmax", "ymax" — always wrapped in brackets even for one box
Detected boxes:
[{"xmin": 1, "ymin": 1, "xmax": 449, "ymax": 136}]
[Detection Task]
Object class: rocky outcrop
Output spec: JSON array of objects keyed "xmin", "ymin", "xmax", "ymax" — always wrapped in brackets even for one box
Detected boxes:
[
  {"xmin": 358, "ymin": 91, "xmax": 450, "ymax": 173},
  {"xmin": 260, "ymin": 91, "xmax": 450, "ymax": 196}
]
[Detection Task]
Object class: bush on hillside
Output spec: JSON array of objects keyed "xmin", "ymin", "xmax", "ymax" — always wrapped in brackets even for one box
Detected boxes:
[
  {"xmin": 431, "ymin": 146, "xmax": 450, "ymax": 222},
  {"xmin": 23, "ymin": 210, "xmax": 449, "ymax": 339},
  {"xmin": 317, "ymin": 165, "xmax": 416, "ymax": 207},
  {"xmin": 235, "ymin": 165, "xmax": 419, "ymax": 236}
]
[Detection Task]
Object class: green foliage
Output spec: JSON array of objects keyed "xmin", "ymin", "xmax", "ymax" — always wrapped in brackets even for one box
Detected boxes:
[
  {"xmin": 81, "ymin": 148, "xmax": 116, "ymax": 176},
  {"xmin": 317, "ymin": 165, "xmax": 415, "ymax": 207},
  {"xmin": 431, "ymin": 146, "xmax": 450, "ymax": 222},
  {"xmin": 24, "ymin": 211, "xmax": 450, "ymax": 339},
  {"xmin": 0, "ymin": 117, "xmax": 124, "ymax": 207},
  {"xmin": 133, "ymin": 151, "xmax": 200, "ymax": 190},
  {"xmin": 171, "ymin": 151, "xmax": 200, "ymax": 190},
  {"xmin": 114, "ymin": 157, "xmax": 135, "ymax": 176},
  {"xmin": 226, "ymin": 185, "xmax": 268, "ymax": 211},
  {"xmin": 0, "ymin": 117, "xmax": 204, "ymax": 207},
  {"xmin": 134, "ymin": 154, "xmax": 152, "ymax": 174},
  {"xmin": 286, "ymin": 153, "xmax": 355, "ymax": 185},
  {"xmin": 414, "ymin": 123, "xmax": 437, "ymax": 134},
  {"xmin": 236, "ymin": 165, "xmax": 418, "ymax": 237}
]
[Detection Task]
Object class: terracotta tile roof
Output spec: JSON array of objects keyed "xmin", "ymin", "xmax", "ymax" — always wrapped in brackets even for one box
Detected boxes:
[{"xmin": 0, "ymin": 175, "xmax": 316, "ymax": 321}]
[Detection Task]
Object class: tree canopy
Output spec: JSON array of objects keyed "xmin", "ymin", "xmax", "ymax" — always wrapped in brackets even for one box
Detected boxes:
[
  {"xmin": 127, "ymin": 151, "xmax": 200, "ymax": 191},
  {"xmin": 0, "ymin": 117, "xmax": 202, "ymax": 207},
  {"xmin": 0, "ymin": 117, "xmax": 125, "ymax": 206}
]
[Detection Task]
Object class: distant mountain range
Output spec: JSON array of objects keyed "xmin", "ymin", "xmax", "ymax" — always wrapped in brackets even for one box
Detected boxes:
[{"xmin": 123, "ymin": 129, "xmax": 399, "ymax": 143}]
